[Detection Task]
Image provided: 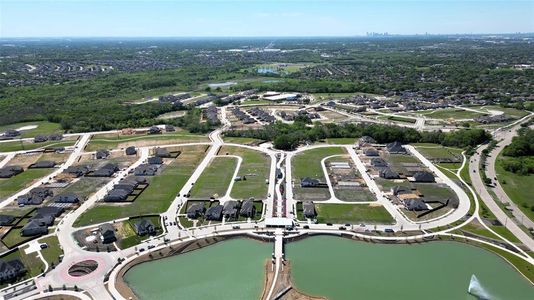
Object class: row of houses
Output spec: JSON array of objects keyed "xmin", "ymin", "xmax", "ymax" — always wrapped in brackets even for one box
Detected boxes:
[
  {"xmin": 21, "ymin": 206, "xmax": 64, "ymax": 236},
  {"xmin": 33, "ymin": 134, "xmax": 63, "ymax": 143},
  {"xmin": 186, "ymin": 200, "xmax": 256, "ymax": 220},
  {"xmin": 247, "ymin": 107, "xmax": 275, "ymax": 123},
  {"xmin": 203, "ymin": 105, "xmax": 219, "ymax": 124},
  {"xmin": 232, "ymin": 107, "xmax": 256, "ymax": 124}
]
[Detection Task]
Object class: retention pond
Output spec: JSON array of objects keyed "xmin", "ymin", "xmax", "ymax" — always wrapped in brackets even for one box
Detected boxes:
[{"xmin": 124, "ymin": 236, "xmax": 534, "ymax": 300}]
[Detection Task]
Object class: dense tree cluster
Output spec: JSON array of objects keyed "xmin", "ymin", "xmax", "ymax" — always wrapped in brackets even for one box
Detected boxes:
[
  {"xmin": 224, "ymin": 121, "xmax": 491, "ymax": 150},
  {"xmin": 501, "ymin": 128, "xmax": 534, "ymax": 175}
]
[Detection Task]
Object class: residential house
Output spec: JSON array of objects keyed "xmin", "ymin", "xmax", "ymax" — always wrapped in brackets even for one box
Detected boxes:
[
  {"xmin": 65, "ymin": 165, "xmax": 90, "ymax": 177},
  {"xmin": 379, "ymin": 168, "xmax": 400, "ymax": 179},
  {"xmin": 386, "ymin": 141, "xmax": 407, "ymax": 154},
  {"xmin": 363, "ymin": 148, "xmax": 379, "ymax": 157},
  {"xmin": 54, "ymin": 193, "xmax": 80, "ymax": 203},
  {"xmin": 0, "ymin": 166, "xmax": 23, "ymax": 178},
  {"xmin": 300, "ymin": 177, "xmax": 320, "ymax": 188},
  {"xmin": 99, "ymin": 223, "xmax": 116, "ymax": 243},
  {"xmin": 404, "ymin": 198, "xmax": 428, "ymax": 211},
  {"xmin": 29, "ymin": 160, "xmax": 56, "ymax": 169},
  {"xmin": 303, "ymin": 201, "xmax": 316, "ymax": 219},
  {"xmin": 21, "ymin": 220, "xmax": 48, "ymax": 236},
  {"xmin": 0, "ymin": 259, "xmax": 26, "ymax": 282},
  {"xmin": 147, "ymin": 156, "xmax": 163, "ymax": 165},
  {"xmin": 0, "ymin": 215, "xmax": 15, "ymax": 226},
  {"xmin": 413, "ymin": 171, "xmax": 435, "ymax": 183},
  {"xmin": 370, "ymin": 158, "xmax": 388, "ymax": 168},
  {"xmin": 148, "ymin": 126, "xmax": 162, "ymax": 135},
  {"xmin": 134, "ymin": 164, "xmax": 158, "ymax": 176},
  {"xmin": 223, "ymin": 201, "xmax": 239, "ymax": 219},
  {"xmin": 154, "ymin": 148, "xmax": 171, "ymax": 158},
  {"xmin": 134, "ymin": 219, "xmax": 156, "ymax": 236},
  {"xmin": 205, "ymin": 205, "xmax": 223, "ymax": 221},
  {"xmin": 239, "ymin": 200, "xmax": 255, "ymax": 218},
  {"xmin": 95, "ymin": 149, "xmax": 110, "ymax": 159},
  {"xmin": 187, "ymin": 203, "xmax": 206, "ymax": 219},
  {"xmin": 125, "ymin": 146, "xmax": 137, "ymax": 156},
  {"xmin": 92, "ymin": 163, "xmax": 118, "ymax": 177}
]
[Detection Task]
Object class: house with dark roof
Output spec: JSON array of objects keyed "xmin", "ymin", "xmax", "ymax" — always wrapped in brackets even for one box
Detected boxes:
[
  {"xmin": 36, "ymin": 206, "xmax": 64, "ymax": 217},
  {"xmin": 300, "ymin": 177, "xmax": 320, "ymax": 188},
  {"xmin": 165, "ymin": 125, "xmax": 175, "ymax": 132},
  {"xmin": 95, "ymin": 149, "xmax": 110, "ymax": 159},
  {"xmin": 29, "ymin": 160, "xmax": 56, "ymax": 169},
  {"xmin": 386, "ymin": 141, "xmax": 407, "ymax": 154},
  {"xmin": 3, "ymin": 129, "xmax": 20, "ymax": 138},
  {"xmin": 0, "ymin": 259, "xmax": 26, "ymax": 282},
  {"xmin": 239, "ymin": 200, "xmax": 255, "ymax": 218},
  {"xmin": 92, "ymin": 163, "xmax": 118, "ymax": 177},
  {"xmin": 154, "ymin": 148, "xmax": 171, "ymax": 158},
  {"xmin": 104, "ymin": 189, "xmax": 130, "ymax": 202},
  {"xmin": 223, "ymin": 201, "xmax": 239, "ymax": 218},
  {"xmin": 125, "ymin": 146, "xmax": 137, "ymax": 156},
  {"xmin": 17, "ymin": 187, "xmax": 53, "ymax": 206},
  {"xmin": 21, "ymin": 220, "xmax": 48, "ymax": 236},
  {"xmin": 303, "ymin": 201, "xmax": 316, "ymax": 219},
  {"xmin": 404, "ymin": 198, "xmax": 428, "ymax": 211},
  {"xmin": 205, "ymin": 205, "xmax": 223, "ymax": 221},
  {"xmin": 30, "ymin": 214, "xmax": 54, "ymax": 226},
  {"xmin": 54, "ymin": 193, "xmax": 80, "ymax": 203},
  {"xmin": 0, "ymin": 215, "xmax": 16, "ymax": 226},
  {"xmin": 0, "ymin": 166, "xmax": 23, "ymax": 178},
  {"xmin": 33, "ymin": 135, "xmax": 48, "ymax": 143},
  {"xmin": 187, "ymin": 203, "xmax": 206, "ymax": 219},
  {"xmin": 413, "ymin": 171, "xmax": 435, "ymax": 183},
  {"xmin": 99, "ymin": 223, "xmax": 116, "ymax": 243},
  {"xmin": 379, "ymin": 168, "xmax": 400, "ymax": 179},
  {"xmin": 65, "ymin": 165, "xmax": 90, "ymax": 177},
  {"xmin": 370, "ymin": 158, "xmax": 388, "ymax": 168},
  {"xmin": 363, "ymin": 147, "xmax": 379, "ymax": 157},
  {"xmin": 358, "ymin": 136, "xmax": 377, "ymax": 147},
  {"xmin": 48, "ymin": 134, "xmax": 63, "ymax": 141},
  {"xmin": 391, "ymin": 186, "xmax": 411, "ymax": 196},
  {"xmin": 134, "ymin": 164, "xmax": 158, "ymax": 176},
  {"xmin": 134, "ymin": 219, "xmax": 156, "ymax": 236},
  {"xmin": 147, "ymin": 156, "xmax": 163, "ymax": 165},
  {"xmin": 148, "ymin": 126, "xmax": 162, "ymax": 134}
]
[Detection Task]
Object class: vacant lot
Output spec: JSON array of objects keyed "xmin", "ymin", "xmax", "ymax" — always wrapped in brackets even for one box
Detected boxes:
[
  {"xmin": 315, "ymin": 203, "xmax": 394, "ymax": 224},
  {"xmin": 221, "ymin": 146, "xmax": 270, "ymax": 200},
  {"xmin": 85, "ymin": 132, "xmax": 209, "ymax": 151},
  {"xmin": 39, "ymin": 235, "xmax": 64, "ymax": 267},
  {"xmin": 223, "ymin": 137, "xmax": 265, "ymax": 145},
  {"xmin": 495, "ymin": 156, "xmax": 534, "ymax": 222},
  {"xmin": 0, "ymin": 169, "xmax": 54, "ymax": 200},
  {"xmin": 413, "ymin": 144, "xmax": 463, "ymax": 161},
  {"xmin": 189, "ymin": 156, "xmax": 237, "ymax": 199},
  {"xmin": 0, "ymin": 138, "xmax": 77, "ymax": 153},
  {"xmin": 74, "ymin": 145, "xmax": 209, "ymax": 226}
]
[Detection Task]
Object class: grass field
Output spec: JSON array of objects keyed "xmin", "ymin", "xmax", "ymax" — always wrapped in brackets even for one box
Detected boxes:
[
  {"xmin": 315, "ymin": 203, "xmax": 394, "ymax": 224},
  {"xmin": 378, "ymin": 115, "xmax": 417, "ymax": 124},
  {"xmin": 292, "ymin": 147, "xmax": 346, "ymax": 181},
  {"xmin": 189, "ymin": 156, "xmax": 237, "ymax": 199},
  {"xmin": 39, "ymin": 235, "xmax": 64, "ymax": 268},
  {"xmin": 321, "ymin": 138, "xmax": 357, "ymax": 145},
  {"xmin": 74, "ymin": 145, "xmax": 208, "ymax": 226},
  {"xmin": 495, "ymin": 155, "xmax": 534, "ymax": 222},
  {"xmin": 85, "ymin": 132, "xmax": 209, "ymax": 151},
  {"xmin": 0, "ymin": 121, "xmax": 63, "ymax": 139},
  {"xmin": 221, "ymin": 146, "xmax": 270, "ymax": 200},
  {"xmin": 422, "ymin": 108, "xmax": 486, "ymax": 120},
  {"xmin": 480, "ymin": 106, "xmax": 529, "ymax": 118},
  {"xmin": 223, "ymin": 137, "xmax": 265, "ymax": 145},
  {"xmin": 414, "ymin": 144, "xmax": 463, "ymax": 161},
  {"xmin": 0, "ymin": 169, "xmax": 54, "ymax": 200},
  {"xmin": 0, "ymin": 139, "xmax": 76, "ymax": 153}
]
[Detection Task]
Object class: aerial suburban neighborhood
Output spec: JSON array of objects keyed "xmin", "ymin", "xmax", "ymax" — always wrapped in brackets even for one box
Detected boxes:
[{"xmin": 0, "ymin": 1, "xmax": 533, "ymax": 299}]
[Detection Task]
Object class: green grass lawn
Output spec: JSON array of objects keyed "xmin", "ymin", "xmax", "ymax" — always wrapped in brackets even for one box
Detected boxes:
[
  {"xmin": 74, "ymin": 146, "xmax": 208, "ymax": 227},
  {"xmin": 423, "ymin": 108, "xmax": 486, "ymax": 120},
  {"xmin": 39, "ymin": 235, "xmax": 64, "ymax": 268},
  {"xmin": 322, "ymin": 138, "xmax": 357, "ymax": 145},
  {"xmin": 480, "ymin": 106, "xmax": 529, "ymax": 119},
  {"xmin": 189, "ymin": 156, "xmax": 238, "ymax": 199},
  {"xmin": 413, "ymin": 183, "xmax": 458, "ymax": 203},
  {"xmin": 495, "ymin": 155, "xmax": 534, "ymax": 222},
  {"xmin": 221, "ymin": 146, "xmax": 270, "ymax": 200},
  {"xmin": 378, "ymin": 115, "xmax": 417, "ymax": 124},
  {"xmin": 0, "ymin": 169, "xmax": 54, "ymax": 200},
  {"xmin": 0, "ymin": 139, "xmax": 76, "ymax": 153},
  {"xmin": 223, "ymin": 137, "xmax": 265, "ymax": 145},
  {"xmin": 85, "ymin": 132, "xmax": 209, "ymax": 151},
  {"xmin": 414, "ymin": 144, "xmax": 463, "ymax": 161},
  {"xmin": 1, "ymin": 227, "xmax": 39, "ymax": 248},
  {"xmin": 0, "ymin": 121, "xmax": 63, "ymax": 139},
  {"xmin": 316, "ymin": 203, "xmax": 394, "ymax": 224},
  {"xmin": 292, "ymin": 147, "xmax": 346, "ymax": 181},
  {"xmin": 334, "ymin": 188, "xmax": 375, "ymax": 202}
]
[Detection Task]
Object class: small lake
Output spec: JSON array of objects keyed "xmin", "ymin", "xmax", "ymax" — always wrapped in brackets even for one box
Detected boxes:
[
  {"xmin": 124, "ymin": 236, "xmax": 534, "ymax": 300},
  {"xmin": 124, "ymin": 239, "xmax": 270, "ymax": 300}
]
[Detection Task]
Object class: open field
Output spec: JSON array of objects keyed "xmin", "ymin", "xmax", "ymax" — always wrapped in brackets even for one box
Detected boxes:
[
  {"xmin": 421, "ymin": 108, "xmax": 486, "ymax": 120},
  {"xmin": 189, "ymin": 156, "xmax": 237, "ymax": 199},
  {"xmin": 413, "ymin": 143, "xmax": 463, "ymax": 161},
  {"xmin": 317, "ymin": 110, "xmax": 348, "ymax": 122},
  {"xmin": 0, "ymin": 169, "xmax": 54, "ymax": 200},
  {"xmin": 321, "ymin": 138, "xmax": 357, "ymax": 145},
  {"xmin": 377, "ymin": 115, "xmax": 417, "ymax": 124},
  {"xmin": 0, "ymin": 139, "xmax": 77, "ymax": 153},
  {"xmin": 0, "ymin": 121, "xmax": 63, "ymax": 139},
  {"xmin": 315, "ymin": 203, "xmax": 394, "ymax": 224},
  {"xmin": 222, "ymin": 136, "xmax": 265, "ymax": 145},
  {"xmin": 85, "ymin": 132, "xmax": 209, "ymax": 151},
  {"xmin": 220, "ymin": 146, "xmax": 270, "ymax": 200},
  {"xmin": 292, "ymin": 147, "xmax": 346, "ymax": 201},
  {"xmin": 495, "ymin": 155, "xmax": 534, "ymax": 222},
  {"xmin": 74, "ymin": 145, "xmax": 209, "ymax": 226},
  {"xmin": 480, "ymin": 106, "xmax": 529, "ymax": 118}
]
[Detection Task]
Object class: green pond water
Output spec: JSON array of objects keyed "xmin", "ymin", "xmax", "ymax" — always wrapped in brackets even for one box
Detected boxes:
[
  {"xmin": 124, "ymin": 236, "xmax": 534, "ymax": 300},
  {"xmin": 288, "ymin": 236, "xmax": 534, "ymax": 300},
  {"xmin": 124, "ymin": 239, "xmax": 271, "ymax": 300}
]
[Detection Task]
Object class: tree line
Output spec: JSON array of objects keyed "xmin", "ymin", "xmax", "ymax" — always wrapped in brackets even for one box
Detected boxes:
[{"xmin": 501, "ymin": 128, "xmax": 534, "ymax": 175}]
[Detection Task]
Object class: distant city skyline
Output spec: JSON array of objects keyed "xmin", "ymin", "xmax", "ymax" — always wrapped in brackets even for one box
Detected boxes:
[{"xmin": 1, "ymin": 0, "xmax": 533, "ymax": 38}]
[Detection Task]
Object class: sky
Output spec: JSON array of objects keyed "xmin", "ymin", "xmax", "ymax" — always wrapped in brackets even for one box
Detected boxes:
[{"xmin": 0, "ymin": 0, "xmax": 533, "ymax": 37}]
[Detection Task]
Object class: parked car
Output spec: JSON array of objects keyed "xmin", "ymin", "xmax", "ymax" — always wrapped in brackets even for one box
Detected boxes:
[
  {"xmin": 40, "ymin": 243, "xmax": 48, "ymax": 249},
  {"xmin": 384, "ymin": 228, "xmax": 394, "ymax": 233}
]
